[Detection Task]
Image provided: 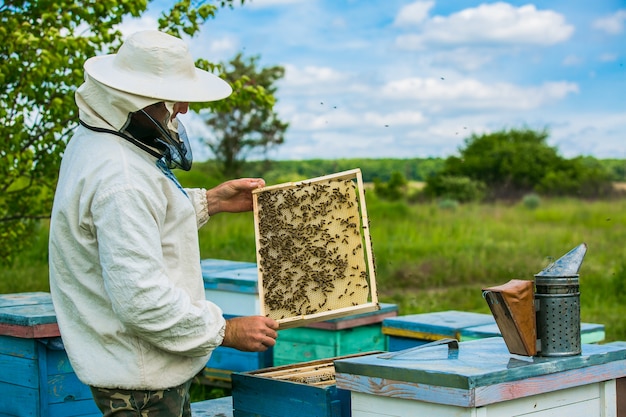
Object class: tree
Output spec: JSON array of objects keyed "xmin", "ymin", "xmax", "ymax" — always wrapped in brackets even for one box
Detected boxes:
[
  {"xmin": 374, "ymin": 171, "xmax": 408, "ymax": 201},
  {"xmin": 0, "ymin": 0, "xmax": 271, "ymax": 264},
  {"xmin": 201, "ymin": 53, "xmax": 288, "ymax": 177},
  {"xmin": 425, "ymin": 128, "xmax": 614, "ymax": 200}
]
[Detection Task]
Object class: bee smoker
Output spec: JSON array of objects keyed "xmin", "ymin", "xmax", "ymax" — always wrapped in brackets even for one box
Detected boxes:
[
  {"xmin": 534, "ymin": 243, "xmax": 587, "ymax": 357},
  {"xmin": 483, "ymin": 243, "xmax": 588, "ymax": 357}
]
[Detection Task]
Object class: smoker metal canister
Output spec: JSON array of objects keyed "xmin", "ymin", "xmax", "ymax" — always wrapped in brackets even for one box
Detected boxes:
[
  {"xmin": 533, "ymin": 243, "xmax": 586, "ymax": 357},
  {"xmin": 534, "ymin": 274, "xmax": 581, "ymax": 357}
]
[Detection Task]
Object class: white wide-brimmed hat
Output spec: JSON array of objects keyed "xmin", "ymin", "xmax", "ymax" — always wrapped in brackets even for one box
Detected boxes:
[{"xmin": 83, "ymin": 30, "xmax": 232, "ymax": 102}]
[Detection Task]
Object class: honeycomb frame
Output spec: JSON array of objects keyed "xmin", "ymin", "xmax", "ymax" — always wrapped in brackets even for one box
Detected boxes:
[{"xmin": 253, "ymin": 168, "xmax": 379, "ymax": 329}]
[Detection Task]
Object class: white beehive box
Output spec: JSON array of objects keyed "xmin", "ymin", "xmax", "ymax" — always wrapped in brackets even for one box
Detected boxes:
[{"xmin": 253, "ymin": 169, "xmax": 379, "ymax": 329}]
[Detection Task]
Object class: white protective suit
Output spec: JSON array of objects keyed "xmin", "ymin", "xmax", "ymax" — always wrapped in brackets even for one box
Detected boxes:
[{"xmin": 49, "ymin": 75, "xmax": 226, "ymax": 390}]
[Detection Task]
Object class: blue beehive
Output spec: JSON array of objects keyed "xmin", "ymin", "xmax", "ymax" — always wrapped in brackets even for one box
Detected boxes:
[
  {"xmin": 231, "ymin": 352, "xmax": 379, "ymax": 417},
  {"xmin": 202, "ymin": 261, "xmax": 260, "ymax": 317},
  {"xmin": 382, "ymin": 310, "xmax": 496, "ymax": 351},
  {"xmin": 0, "ymin": 292, "xmax": 100, "ymax": 417}
]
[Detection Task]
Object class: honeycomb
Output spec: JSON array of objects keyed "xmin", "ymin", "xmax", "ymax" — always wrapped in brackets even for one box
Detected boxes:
[{"xmin": 253, "ymin": 169, "xmax": 376, "ymax": 325}]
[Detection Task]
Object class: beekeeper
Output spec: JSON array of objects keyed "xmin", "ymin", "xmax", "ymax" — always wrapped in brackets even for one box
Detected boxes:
[{"xmin": 49, "ymin": 30, "xmax": 278, "ymax": 416}]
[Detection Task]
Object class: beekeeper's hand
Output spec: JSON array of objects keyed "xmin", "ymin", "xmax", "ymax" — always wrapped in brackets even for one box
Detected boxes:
[
  {"xmin": 221, "ymin": 316, "xmax": 279, "ymax": 352},
  {"xmin": 206, "ymin": 178, "xmax": 265, "ymax": 215}
]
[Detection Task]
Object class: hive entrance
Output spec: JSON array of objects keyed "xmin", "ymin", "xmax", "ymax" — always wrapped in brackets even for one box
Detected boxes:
[{"xmin": 253, "ymin": 169, "xmax": 378, "ymax": 328}]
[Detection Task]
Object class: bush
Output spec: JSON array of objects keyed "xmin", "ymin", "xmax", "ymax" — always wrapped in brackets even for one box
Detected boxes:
[
  {"xmin": 438, "ymin": 198, "xmax": 459, "ymax": 210},
  {"xmin": 374, "ymin": 171, "xmax": 408, "ymax": 201},
  {"xmin": 522, "ymin": 193, "xmax": 541, "ymax": 209},
  {"xmin": 423, "ymin": 175, "xmax": 486, "ymax": 203}
]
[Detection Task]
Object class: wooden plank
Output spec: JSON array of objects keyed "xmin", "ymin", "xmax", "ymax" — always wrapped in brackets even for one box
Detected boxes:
[
  {"xmin": 382, "ymin": 311, "xmax": 495, "ymax": 338},
  {"xmin": 0, "ymin": 322, "xmax": 61, "ymax": 338},
  {"xmin": 259, "ymin": 362, "xmax": 335, "ymax": 378},
  {"xmin": 0, "ymin": 382, "xmax": 38, "ymax": 416},
  {"xmin": 0, "ymin": 335, "xmax": 37, "ymax": 358},
  {"xmin": 232, "ymin": 370, "xmax": 346, "ymax": 417},
  {"xmin": 47, "ymin": 372, "xmax": 95, "ymax": 403},
  {"xmin": 473, "ymin": 359, "xmax": 625, "ymax": 407},
  {"xmin": 274, "ymin": 323, "xmax": 387, "ymax": 366},
  {"xmin": 191, "ymin": 396, "xmax": 233, "ymax": 417},
  {"xmin": 382, "ymin": 327, "xmax": 453, "ymax": 341},
  {"xmin": 349, "ymin": 385, "xmax": 610, "ymax": 417},
  {"xmin": 305, "ymin": 303, "xmax": 397, "ymax": 330},
  {"xmin": 335, "ymin": 338, "xmax": 626, "ymax": 392},
  {"xmin": 277, "ymin": 303, "xmax": 380, "ymax": 330},
  {"xmin": 0, "ymin": 353, "xmax": 38, "ymax": 387},
  {"xmin": 336, "ymin": 359, "xmax": 626, "ymax": 408},
  {"xmin": 48, "ymin": 399, "xmax": 101, "ymax": 417}
]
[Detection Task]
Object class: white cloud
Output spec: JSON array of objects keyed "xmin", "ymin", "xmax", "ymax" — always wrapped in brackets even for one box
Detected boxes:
[
  {"xmin": 282, "ymin": 64, "xmax": 350, "ymax": 87},
  {"xmin": 599, "ymin": 53, "xmax": 618, "ymax": 62},
  {"xmin": 289, "ymin": 109, "xmax": 426, "ymax": 130},
  {"xmin": 394, "ymin": 1, "xmax": 435, "ymax": 27},
  {"xmin": 381, "ymin": 77, "xmax": 579, "ymax": 110},
  {"xmin": 563, "ymin": 54, "xmax": 583, "ymax": 66},
  {"xmin": 428, "ymin": 48, "xmax": 495, "ymax": 71},
  {"xmin": 115, "ymin": 16, "xmax": 159, "ymax": 38},
  {"xmin": 592, "ymin": 10, "xmax": 626, "ymax": 35},
  {"xmin": 207, "ymin": 36, "xmax": 239, "ymax": 56},
  {"xmin": 548, "ymin": 112, "xmax": 626, "ymax": 158},
  {"xmin": 396, "ymin": 2, "xmax": 574, "ymax": 49},
  {"xmin": 246, "ymin": 0, "xmax": 307, "ymax": 8}
]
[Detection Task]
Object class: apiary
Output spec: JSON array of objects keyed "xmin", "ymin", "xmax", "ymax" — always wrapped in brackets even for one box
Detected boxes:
[
  {"xmin": 231, "ymin": 352, "xmax": 379, "ymax": 417},
  {"xmin": 0, "ymin": 292, "xmax": 100, "ymax": 417},
  {"xmin": 273, "ymin": 303, "xmax": 398, "ymax": 366},
  {"xmin": 253, "ymin": 169, "xmax": 379, "ymax": 329},
  {"xmin": 382, "ymin": 310, "xmax": 496, "ymax": 351}
]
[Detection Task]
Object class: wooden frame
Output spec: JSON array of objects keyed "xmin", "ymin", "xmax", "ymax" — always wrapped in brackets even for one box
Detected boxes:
[{"xmin": 253, "ymin": 169, "xmax": 379, "ymax": 329}]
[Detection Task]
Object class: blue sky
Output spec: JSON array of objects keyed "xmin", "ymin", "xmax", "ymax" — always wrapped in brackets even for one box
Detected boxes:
[{"xmin": 123, "ymin": 1, "xmax": 626, "ymax": 161}]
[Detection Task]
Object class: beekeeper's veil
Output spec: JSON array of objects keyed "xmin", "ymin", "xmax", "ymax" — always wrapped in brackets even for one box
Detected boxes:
[{"xmin": 75, "ymin": 30, "xmax": 232, "ymax": 170}]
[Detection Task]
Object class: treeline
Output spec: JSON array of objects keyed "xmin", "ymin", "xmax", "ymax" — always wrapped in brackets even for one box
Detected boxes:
[
  {"xmin": 240, "ymin": 158, "xmax": 445, "ymax": 183},
  {"xmin": 189, "ymin": 129, "xmax": 626, "ymax": 203},
  {"xmin": 239, "ymin": 157, "xmax": 625, "ymax": 184}
]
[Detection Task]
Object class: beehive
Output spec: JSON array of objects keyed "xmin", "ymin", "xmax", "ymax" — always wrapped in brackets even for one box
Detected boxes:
[
  {"xmin": 231, "ymin": 352, "xmax": 380, "ymax": 417},
  {"xmin": 253, "ymin": 169, "xmax": 378, "ymax": 329}
]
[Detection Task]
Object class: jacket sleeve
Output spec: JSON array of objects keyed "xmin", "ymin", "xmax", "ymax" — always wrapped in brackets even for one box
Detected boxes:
[
  {"xmin": 92, "ymin": 184, "xmax": 224, "ymax": 357},
  {"xmin": 186, "ymin": 188, "xmax": 210, "ymax": 229}
]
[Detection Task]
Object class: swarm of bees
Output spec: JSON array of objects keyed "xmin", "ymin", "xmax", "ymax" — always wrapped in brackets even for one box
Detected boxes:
[{"xmin": 253, "ymin": 170, "xmax": 376, "ymax": 325}]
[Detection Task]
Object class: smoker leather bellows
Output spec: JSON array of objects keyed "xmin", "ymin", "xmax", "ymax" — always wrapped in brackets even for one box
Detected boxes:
[
  {"xmin": 483, "ymin": 243, "xmax": 588, "ymax": 357},
  {"xmin": 534, "ymin": 243, "xmax": 587, "ymax": 357}
]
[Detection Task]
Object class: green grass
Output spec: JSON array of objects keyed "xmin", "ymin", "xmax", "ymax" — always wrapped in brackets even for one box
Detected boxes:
[{"xmin": 3, "ymin": 196, "xmax": 626, "ymax": 341}]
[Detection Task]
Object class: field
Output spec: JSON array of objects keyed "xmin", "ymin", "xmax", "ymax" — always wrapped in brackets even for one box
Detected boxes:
[{"xmin": 5, "ymin": 194, "xmax": 625, "ymax": 342}]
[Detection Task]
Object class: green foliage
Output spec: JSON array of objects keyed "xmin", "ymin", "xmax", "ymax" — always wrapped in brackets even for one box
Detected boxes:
[
  {"xmin": 602, "ymin": 159, "xmax": 626, "ymax": 181},
  {"xmin": 374, "ymin": 171, "xmax": 408, "ymax": 201},
  {"xmin": 521, "ymin": 193, "xmax": 541, "ymax": 209},
  {"xmin": 200, "ymin": 53, "xmax": 288, "ymax": 177},
  {"xmin": 239, "ymin": 158, "xmax": 445, "ymax": 184},
  {"xmin": 0, "ymin": 0, "xmax": 243, "ymax": 265},
  {"xmin": 423, "ymin": 175, "xmax": 486, "ymax": 203},
  {"xmin": 428, "ymin": 128, "xmax": 615, "ymax": 200},
  {"xmin": 437, "ymin": 198, "xmax": 459, "ymax": 210},
  {"xmin": 537, "ymin": 156, "xmax": 614, "ymax": 197}
]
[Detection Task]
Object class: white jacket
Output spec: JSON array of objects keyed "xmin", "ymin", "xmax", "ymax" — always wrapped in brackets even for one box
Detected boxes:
[{"xmin": 49, "ymin": 76, "xmax": 226, "ymax": 389}]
